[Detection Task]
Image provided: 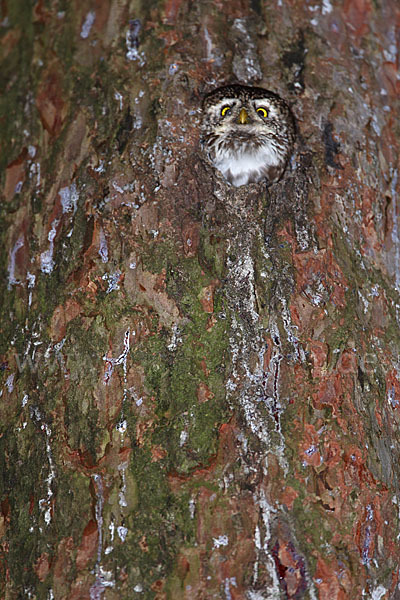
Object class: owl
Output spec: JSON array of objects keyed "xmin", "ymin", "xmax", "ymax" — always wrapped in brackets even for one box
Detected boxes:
[{"xmin": 201, "ymin": 84, "xmax": 295, "ymax": 187}]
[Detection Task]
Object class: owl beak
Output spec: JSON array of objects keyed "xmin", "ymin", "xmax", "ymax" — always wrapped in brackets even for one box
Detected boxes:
[{"xmin": 238, "ymin": 108, "xmax": 249, "ymax": 125}]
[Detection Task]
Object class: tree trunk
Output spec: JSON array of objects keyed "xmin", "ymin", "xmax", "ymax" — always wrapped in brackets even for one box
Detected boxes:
[{"xmin": 1, "ymin": 1, "xmax": 400, "ymax": 598}]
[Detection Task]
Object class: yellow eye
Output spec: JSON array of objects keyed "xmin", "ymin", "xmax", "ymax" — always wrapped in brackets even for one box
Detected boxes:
[
  {"xmin": 221, "ymin": 105, "xmax": 232, "ymax": 117},
  {"xmin": 257, "ymin": 107, "xmax": 268, "ymax": 118}
]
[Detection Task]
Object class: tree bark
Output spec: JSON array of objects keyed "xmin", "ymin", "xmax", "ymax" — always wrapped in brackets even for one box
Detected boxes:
[{"xmin": 1, "ymin": 0, "xmax": 400, "ymax": 598}]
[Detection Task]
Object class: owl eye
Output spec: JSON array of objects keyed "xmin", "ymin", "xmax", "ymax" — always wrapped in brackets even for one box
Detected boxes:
[
  {"xmin": 221, "ymin": 105, "xmax": 232, "ymax": 117},
  {"xmin": 257, "ymin": 107, "xmax": 268, "ymax": 118}
]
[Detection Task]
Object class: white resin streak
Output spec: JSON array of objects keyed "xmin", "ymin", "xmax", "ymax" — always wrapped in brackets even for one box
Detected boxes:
[
  {"xmin": 90, "ymin": 475, "xmax": 115, "ymax": 599},
  {"xmin": 223, "ymin": 213, "xmax": 318, "ymax": 598},
  {"xmin": 391, "ymin": 169, "xmax": 400, "ymax": 291}
]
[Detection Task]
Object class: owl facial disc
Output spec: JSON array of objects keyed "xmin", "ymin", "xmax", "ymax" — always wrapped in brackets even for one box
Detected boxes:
[{"xmin": 201, "ymin": 84, "xmax": 295, "ymax": 187}]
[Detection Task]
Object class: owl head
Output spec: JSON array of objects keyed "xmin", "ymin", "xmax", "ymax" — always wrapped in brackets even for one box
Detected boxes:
[{"xmin": 201, "ymin": 84, "xmax": 295, "ymax": 187}]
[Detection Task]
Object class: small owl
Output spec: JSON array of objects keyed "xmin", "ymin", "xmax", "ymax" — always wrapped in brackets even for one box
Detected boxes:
[{"xmin": 201, "ymin": 84, "xmax": 295, "ymax": 187}]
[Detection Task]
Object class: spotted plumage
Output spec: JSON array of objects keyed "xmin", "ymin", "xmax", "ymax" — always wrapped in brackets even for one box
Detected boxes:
[{"xmin": 201, "ymin": 84, "xmax": 295, "ymax": 187}]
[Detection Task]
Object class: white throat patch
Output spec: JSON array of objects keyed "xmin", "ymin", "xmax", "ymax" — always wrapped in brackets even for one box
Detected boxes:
[{"xmin": 214, "ymin": 143, "xmax": 281, "ymax": 186}]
